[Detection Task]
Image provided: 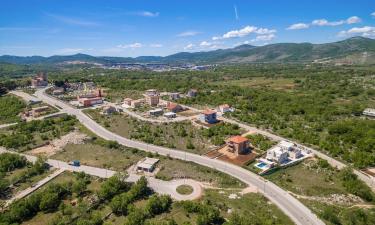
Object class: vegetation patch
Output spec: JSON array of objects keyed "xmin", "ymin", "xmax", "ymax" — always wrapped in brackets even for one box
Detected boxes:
[
  {"xmin": 0, "ymin": 95, "xmax": 25, "ymax": 124},
  {"xmin": 176, "ymin": 185, "xmax": 194, "ymax": 195}
]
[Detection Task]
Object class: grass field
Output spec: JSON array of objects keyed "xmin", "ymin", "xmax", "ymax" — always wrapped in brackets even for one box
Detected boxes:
[
  {"xmin": 105, "ymin": 89, "xmax": 144, "ymax": 103},
  {"xmin": 85, "ymin": 109, "xmax": 225, "ymax": 155},
  {"xmin": 265, "ymin": 159, "xmax": 348, "ymax": 197},
  {"xmin": 52, "ymin": 142, "xmax": 144, "ymax": 172}
]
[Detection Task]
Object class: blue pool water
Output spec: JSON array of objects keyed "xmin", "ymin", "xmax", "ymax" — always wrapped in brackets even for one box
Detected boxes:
[{"xmin": 256, "ymin": 162, "xmax": 268, "ymax": 169}]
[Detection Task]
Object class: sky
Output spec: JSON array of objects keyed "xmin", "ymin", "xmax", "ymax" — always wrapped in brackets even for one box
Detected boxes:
[{"xmin": 1, "ymin": 0, "xmax": 375, "ymax": 57}]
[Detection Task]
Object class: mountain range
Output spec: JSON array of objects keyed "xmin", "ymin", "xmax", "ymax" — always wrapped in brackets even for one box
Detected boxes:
[{"xmin": 1, "ymin": 37, "xmax": 375, "ymax": 65}]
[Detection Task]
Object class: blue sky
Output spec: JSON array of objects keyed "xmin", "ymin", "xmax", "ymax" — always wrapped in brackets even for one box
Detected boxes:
[{"xmin": 1, "ymin": 0, "xmax": 374, "ymax": 57}]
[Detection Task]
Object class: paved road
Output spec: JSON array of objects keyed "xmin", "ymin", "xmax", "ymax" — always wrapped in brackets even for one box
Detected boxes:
[
  {"xmin": 4, "ymin": 169, "xmax": 65, "ymax": 208},
  {"xmin": 33, "ymin": 88, "xmax": 324, "ymax": 225},
  {"xmin": 10, "ymin": 91, "xmax": 40, "ymax": 103},
  {"xmin": 0, "ymin": 148, "xmax": 201, "ymax": 201}
]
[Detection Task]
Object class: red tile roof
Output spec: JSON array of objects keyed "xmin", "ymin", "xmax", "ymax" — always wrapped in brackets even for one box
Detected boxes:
[
  {"xmin": 228, "ymin": 136, "xmax": 248, "ymax": 144},
  {"xmin": 220, "ymin": 104, "xmax": 230, "ymax": 109},
  {"xmin": 167, "ymin": 102, "xmax": 180, "ymax": 110},
  {"xmin": 202, "ymin": 109, "xmax": 216, "ymax": 115}
]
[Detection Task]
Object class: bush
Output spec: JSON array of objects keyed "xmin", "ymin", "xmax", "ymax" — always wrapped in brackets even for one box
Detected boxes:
[
  {"xmin": 339, "ymin": 168, "xmax": 374, "ymax": 202},
  {"xmin": 0, "ymin": 153, "xmax": 27, "ymax": 172}
]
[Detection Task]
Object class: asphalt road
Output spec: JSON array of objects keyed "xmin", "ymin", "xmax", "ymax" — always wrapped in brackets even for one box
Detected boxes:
[
  {"xmin": 33, "ymin": 88, "xmax": 324, "ymax": 225},
  {"xmin": 0, "ymin": 147, "xmax": 202, "ymax": 202}
]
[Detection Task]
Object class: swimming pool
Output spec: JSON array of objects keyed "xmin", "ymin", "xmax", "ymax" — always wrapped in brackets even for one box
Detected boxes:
[{"xmin": 255, "ymin": 162, "xmax": 268, "ymax": 169}]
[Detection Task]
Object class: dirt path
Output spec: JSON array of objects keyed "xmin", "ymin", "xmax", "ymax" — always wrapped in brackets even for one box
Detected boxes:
[
  {"xmin": 28, "ymin": 131, "xmax": 88, "ymax": 157},
  {"xmin": 290, "ymin": 192, "xmax": 366, "ymax": 206}
]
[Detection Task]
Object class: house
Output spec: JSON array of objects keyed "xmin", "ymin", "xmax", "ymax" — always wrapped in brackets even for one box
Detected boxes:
[
  {"xmin": 136, "ymin": 158, "xmax": 159, "ymax": 173},
  {"xmin": 218, "ymin": 104, "xmax": 233, "ymax": 113},
  {"xmin": 199, "ymin": 109, "xmax": 218, "ymax": 124},
  {"xmin": 363, "ymin": 108, "xmax": 375, "ymax": 117},
  {"xmin": 149, "ymin": 108, "xmax": 163, "ymax": 116},
  {"xmin": 266, "ymin": 146, "xmax": 289, "ymax": 164},
  {"xmin": 145, "ymin": 89, "xmax": 159, "ymax": 96},
  {"xmin": 166, "ymin": 102, "xmax": 183, "ymax": 113},
  {"xmin": 187, "ymin": 89, "xmax": 198, "ymax": 97},
  {"xmin": 279, "ymin": 140, "xmax": 295, "ymax": 151},
  {"xmin": 83, "ymin": 82, "xmax": 96, "ymax": 91},
  {"xmin": 146, "ymin": 95, "xmax": 159, "ymax": 106},
  {"xmin": 52, "ymin": 88, "xmax": 65, "ymax": 95},
  {"xmin": 169, "ymin": 92, "xmax": 180, "ymax": 100},
  {"xmin": 164, "ymin": 112, "xmax": 176, "ymax": 118},
  {"xmin": 131, "ymin": 100, "xmax": 142, "ymax": 108},
  {"xmin": 123, "ymin": 98, "xmax": 133, "ymax": 106},
  {"xmin": 102, "ymin": 106, "xmax": 116, "ymax": 115},
  {"xmin": 78, "ymin": 97, "xmax": 103, "ymax": 107},
  {"xmin": 226, "ymin": 136, "xmax": 250, "ymax": 155},
  {"xmin": 279, "ymin": 140, "xmax": 302, "ymax": 159},
  {"xmin": 31, "ymin": 72, "xmax": 48, "ymax": 88}
]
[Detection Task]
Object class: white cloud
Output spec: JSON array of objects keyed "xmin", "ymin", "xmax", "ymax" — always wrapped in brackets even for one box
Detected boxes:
[
  {"xmin": 200, "ymin": 41, "xmax": 212, "ymax": 47},
  {"xmin": 346, "ymin": 16, "xmax": 361, "ymax": 24},
  {"xmin": 312, "ymin": 19, "xmax": 344, "ymax": 26},
  {"xmin": 117, "ymin": 42, "xmax": 143, "ymax": 49},
  {"xmin": 132, "ymin": 11, "xmax": 159, "ymax": 17},
  {"xmin": 338, "ymin": 26, "xmax": 375, "ymax": 37},
  {"xmin": 289, "ymin": 16, "xmax": 361, "ymax": 31},
  {"xmin": 290, "ymin": 16, "xmax": 361, "ymax": 31},
  {"xmin": 252, "ymin": 34, "xmax": 276, "ymax": 42},
  {"xmin": 287, "ymin": 23, "xmax": 309, "ymax": 30},
  {"xmin": 184, "ymin": 43, "xmax": 194, "ymax": 50},
  {"xmin": 312, "ymin": 16, "xmax": 361, "ymax": 26},
  {"xmin": 150, "ymin": 43, "xmax": 162, "ymax": 48},
  {"xmin": 372, "ymin": 12, "xmax": 375, "ymax": 17},
  {"xmin": 177, "ymin": 31, "xmax": 200, "ymax": 37},
  {"xmin": 212, "ymin": 25, "xmax": 276, "ymax": 40}
]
